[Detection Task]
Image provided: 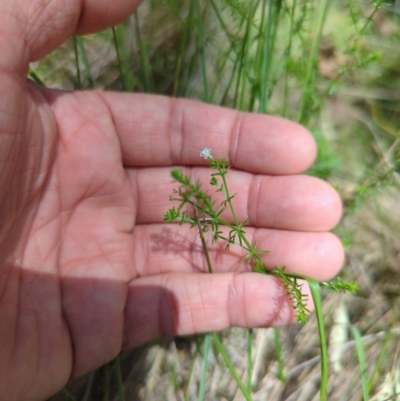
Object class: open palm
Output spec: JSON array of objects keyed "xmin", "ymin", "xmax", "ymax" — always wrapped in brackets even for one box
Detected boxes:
[{"xmin": 0, "ymin": 1, "xmax": 344, "ymax": 400}]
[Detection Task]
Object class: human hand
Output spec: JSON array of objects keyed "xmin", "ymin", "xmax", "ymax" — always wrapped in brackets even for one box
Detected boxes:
[{"xmin": 0, "ymin": 1, "xmax": 344, "ymax": 400}]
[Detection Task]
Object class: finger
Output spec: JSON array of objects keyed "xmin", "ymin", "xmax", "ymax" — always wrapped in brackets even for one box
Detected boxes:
[
  {"xmin": 130, "ymin": 166, "xmax": 341, "ymax": 231},
  {"xmin": 122, "ymin": 272, "xmax": 308, "ymax": 348},
  {"xmin": 132, "ymin": 224, "xmax": 344, "ymax": 282},
  {"xmin": 98, "ymin": 92, "xmax": 317, "ymax": 174},
  {"xmin": 74, "ymin": 0, "xmax": 142, "ymax": 35},
  {"xmin": 5, "ymin": 0, "xmax": 142, "ymax": 69}
]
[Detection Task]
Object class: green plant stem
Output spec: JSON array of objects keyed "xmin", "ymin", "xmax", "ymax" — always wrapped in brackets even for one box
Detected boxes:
[
  {"xmin": 112, "ymin": 24, "xmax": 135, "ymax": 92},
  {"xmin": 173, "ymin": 2, "xmax": 193, "ymax": 97},
  {"xmin": 194, "ymin": 0, "xmax": 209, "ymax": 102},
  {"xmin": 198, "ymin": 334, "xmax": 211, "ymax": 401},
  {"xmin": 308, "ymin": 279, "xmax": 328, "ymax": 401},
  {"xmin": 193, "ymin": 206, "xmax": 213, "ymax": 273},
  {"xmin": 259, "ymin": 0, "xmax": 274, "ymax": 113},
  {"xmin": 28, "ymin": 69, "xmax": 46, "ymax": 87},
  {"xmin": 185, "ymin": 352, "xmax": 197, "ymax": 401},
  {"xmin": 368, "ymin": 329, "xmax": 391, "ymax": 393},
  {"xmin": 74, "ymin": 36, "xmax": 94, "ymax": 89},
  {"xmin": 212, "ymin": 333, "xmax": 253, "ymax": 401},
  {"xmin": 72, "ymin": 36, "xmax": 82, "ymax": 89},
  {"xmin": 282, "ymin": 0, "xmax": 296, "ymax": 116},
  {"xmin": 247, "ymin": 329, "xmax": 254, "ymax": 392},
  {"xmin": 297, "ymin": 0, "xmax": 330, "ymax": 124},
  {"xmin": 350, "ymin": 325, "xmax": 369, "ymax": 401},
  {"xmin": 134, "ymin": 13, "xmax": 151, "ymax": 92},
  {"xmin": 219, "ymin": 172, "xmax": 238, "ymax": 226},
  {"xmin": 274, "ymin": 328, "xmax": 286, "ymax": 381}
]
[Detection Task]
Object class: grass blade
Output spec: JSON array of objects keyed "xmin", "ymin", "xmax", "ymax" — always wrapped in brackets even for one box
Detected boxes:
[
  {"xmin": 134, "ymin": 13, "xmax": 152, "ymax": 92},
  {"xmin": 197, "ymin": 334, "xmax": 211, "ymax": 401},
  {"xmin": 172, "ymin": 3, "xmax": 192, "ymax": 97},
  {"xmin": 212, "ymin": 333, "xmax": 253, "ymax": 401},
  {"xmin": 74, "ymin": 36, "xmax": 94, "ymax": 89},
  {"xmin": 259, "ymin": 0, "xmax": 274, "ymax": 113},
  {"xmin": 297, "ymin": 0, "xmax": 330, "ymax": 124},
  {"xmin": 28, "ymin": 69, "xmax": 45, "ymax": 87},
  {"xmin": 350, "ymin": 325, "xmax": 370, "ymax": 401},
  {"xmin": 194, "ymin": 0, "xmax": 209, "ymax": 102},
  {"xmin": 72, "ymin": 36, "xmax": 82, "ymax": 89},
  {"xmin": 247, "ymin": 328, "xmax": 254, "ymax": 392},
  {"xmin": 274, "ymin": 328, "xmax": 286, "ymax": 381},
  {"xmin": 184, "ymin": 351, "xmax": 197, "ymax": 401},
  {"xmin": 308, "ymin": 278, "xmax": 328, "ymax": 401},
  {"xmin": 112, "ymin": 24, "xmax": 135, "ymax": 91}
]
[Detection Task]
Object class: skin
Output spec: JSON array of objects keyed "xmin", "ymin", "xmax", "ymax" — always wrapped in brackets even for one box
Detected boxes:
[{"xmin": 0, "ymin": 1, "xmax": 344, "ymax": 400}]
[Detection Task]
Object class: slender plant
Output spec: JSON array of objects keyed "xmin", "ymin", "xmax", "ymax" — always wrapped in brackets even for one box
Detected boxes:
[{"xmin": 164, "ymin": 148, "xmax": 357, "ymax": 401}]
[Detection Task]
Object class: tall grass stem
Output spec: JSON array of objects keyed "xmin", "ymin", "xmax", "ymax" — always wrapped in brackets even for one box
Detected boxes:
[
  {"xmin": 197, "ymin": 334, "xmax": 211, "ymax": 401},
  {"xmin": 350, "ymin": 325, "xmax": 370, "ymax": 401},
  {"xmin": 308, "ymin": 279, "xmax": 328, "ymax": 401},
  {"xmin": 212, "ymin": 333, "xmax": 253, "ymax": 401},
  {"xmin": 74, "ymin": 36, "xmax": 94, "ymax": 89}
]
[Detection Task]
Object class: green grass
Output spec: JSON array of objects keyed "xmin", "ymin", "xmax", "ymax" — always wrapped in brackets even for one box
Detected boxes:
[{"xmin": 35, "ymin": 1, "xmax": 400, "ymax": 400}]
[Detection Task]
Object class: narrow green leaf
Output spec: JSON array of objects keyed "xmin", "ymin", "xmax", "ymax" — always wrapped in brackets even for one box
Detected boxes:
[{"xmin": 350, "ymin": 325, "xmax": 370, "ymax": 401}]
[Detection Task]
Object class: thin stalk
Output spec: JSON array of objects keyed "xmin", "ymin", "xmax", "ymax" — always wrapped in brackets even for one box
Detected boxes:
[
  {"xmin": 359, "ymin": 0, "xmax": 384, "ymax": 35},
  {"xmin": 173, "ymin": 3, "xmax": 192, "ymax": 96},
  {"xmin": 350, "ymin": 325, "xmax": 370, "ymax": 401},
  {"xmin": 220, "ymin": 57, "xmax": 239, "ymax": 106},
  {"xmin": 368, "ymin": 329, "xmax": 391, "ymax": 393},
  {"xmin": 197, "ymin": 334, "xmax": 211, "ymax": 401},
  {"xmin": 247, "ymin": 329, "xmax": 254, "ymax": 392},
  {"xmin": 194, "ymin": 0, "xmax": 209, "ymax": 102},
  {"xmin": 233, "ymin": 19, "xmax": 246, "ymax": 108},
  {"xmin": 184, "ymin": 352, "xmax": 197, "ymax": 401},
  {"xmin": 219, "ymin": 171, "xmax": 239, "ymax": 225},
  {"xmin": 274, "ymin": 328, "xmax": 286, "ymax": 381},
  {"xmin": 163, "ymin": 0, "xmax": 182, "ymax": 18},
  {"xmin": 216, "ymin": 15, "xmax": 247, "ymax": 105},
  {"xmin": 134, "ymin": 13, "xmax": 151, "ymax": 92},
  {"xmin": 28, "ymin": 69, "xmax": 45, "ymax": 87},
  {"xmin": 112, "ymin": 24, "xmax": 135, "ymax": 91},
  {"xmin": 283, "ymin": 0, "xmax": 297, "ymax": 116},
  {"xmin": 249, "ymin": 0, "xmax": 266, "ymax": 111},
  {"xmin": 182, "ymin": 1, "xmax": 198, "ymax": 97},
  {"xmin": 193, "ymin": 206, "xmax": 213, "ymax": 273},
  {"xmin": 297, "ymin": 0, "xmax": 330, "ymax": 124},
  {"xmin": 233, "ymin": 3, "xmax": 251, "ymax": 109},
  {"xmin": 172, "ymin": 1, "xmax": 194, "ymax": 96},
  {"xmin": 308, "ymin": 279, "xmax": 328, "ymax": 401},
  {"xmin": 259, "ymin": 0, "xmax": 274, "ymax": 113},
  {"xmin": 75, "ymin": 36, "xmax": 94, "ymax": 89},
  {"xmin": 238, "ymin": 0, "xmax": 255, "ymax": 111},
  {"xmin": 263, "ymin": 0, "xmax": 282, "ymax": 104},
  {"xmin": 72, "ymin": 36, "xmax": 82, "ymax": 89},
  {"xmin": 208, "ymin": 0, "xmax": 239, "ymax": 52},
  {"xmin": 212, "ymin": 333, "xmax": 253, "ymax": 401}
]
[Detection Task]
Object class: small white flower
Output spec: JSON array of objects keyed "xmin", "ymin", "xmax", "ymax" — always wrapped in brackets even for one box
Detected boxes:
[{"xmin": 200, "ymin": 148, "xmax": 212, "ymax": 159}]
